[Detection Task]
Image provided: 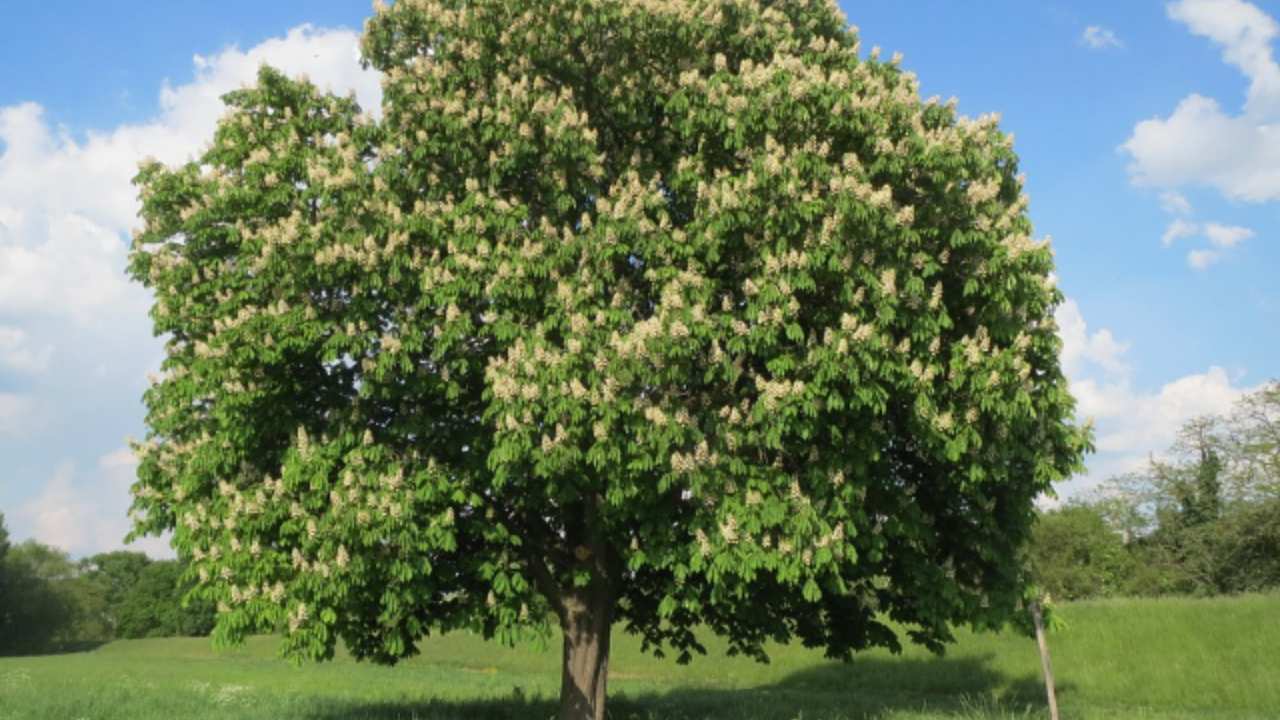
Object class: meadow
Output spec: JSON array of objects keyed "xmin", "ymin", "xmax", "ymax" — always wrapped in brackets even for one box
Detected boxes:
[{"xmin": 0, "ymin": 594, "xmax": 1275, "ymax": 720}]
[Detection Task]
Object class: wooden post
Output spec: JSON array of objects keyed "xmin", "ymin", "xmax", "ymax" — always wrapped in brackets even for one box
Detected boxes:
[{"xmin": 1030, "ymin": 599, "xmax": 1060, "ymax": 720}]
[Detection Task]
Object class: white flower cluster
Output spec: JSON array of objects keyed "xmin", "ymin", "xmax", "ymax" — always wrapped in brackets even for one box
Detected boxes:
[
  {"xmin": 718, "ymin": 515, "xmax": 739, "ymax": 544},
  {"xmin": 755, "ymin": 376, "xmax": 806, "ymax": 413},
  {"xmin": 287, "ymin": 602, "xmax": 309, "ymax": 633},
  {"xmin": 670, "ymin": 440, "xmax": 718, "ymax": 475}
]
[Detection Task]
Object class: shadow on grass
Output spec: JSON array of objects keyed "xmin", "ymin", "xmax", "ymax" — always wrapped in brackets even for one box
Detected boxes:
[
  {"xmin": 0, "ymin": 640, "xmax": 111, "ymax": 657},
  {"xmin": 301, "ymin": 654, "xmax": 1068, "ymax": 720}
]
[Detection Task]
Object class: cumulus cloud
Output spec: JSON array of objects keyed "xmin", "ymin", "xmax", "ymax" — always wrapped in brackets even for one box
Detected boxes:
[
  {"xmin": 1055, "ymin": 299, "xmax": 1254, "ymax": 493},
  {"xmin": 1187, "ymin": 248, "xmax": 1222, "ymax": 268},
  {"xmin": 1161, "ymin": 217, "xmax": 1200, "ymax": 246},
  {"xmin": 17, "ymin": 449, "xmax": 172, "ymax": 557},
  {"xmin": 1082, "ymin": 25, "xmax": 1123, "ymax": 49},
  {"xmin": 0, "ymin": 24, "xmax": 380, "ymax": 556},
  {"xmin": 0, "ymin": 326, "xmax": 52, "ymax": 373},
  {"xmin": 0, "ymin": 25, "xmax": 381, "ymax": 328},
  {"xmin": 1069, "ymin": 367, "xmax": 1248, "ymax": 479},
  {"xmin": 1155, "ymin": 216, "xmax": 1253, "ymax": 265},
  {"xmin": 1055, "ymin": 299, "xmax": 1130, "ymax": 377},
  {"xmin": 1151, "ymin": 186, "xmax": 1253, "ymax": 265},
  {"xmin": 1170, "ymin": 0, "xmax": 1280, "ymax": 114},
  {"xmin": 0, "ymin": 195, "xmax": 144, "ymax": 325},
  {"xmin": 1159, "ymin": 190, "xmax": 1193, "ymax": 215},
  {"xmin": 1122, "ymin": 0, "xmax": 1280, "ymax": 201},
  {"xmin": 1203, "ymin": 221, "xmax": 1255, "ymax": 246}
]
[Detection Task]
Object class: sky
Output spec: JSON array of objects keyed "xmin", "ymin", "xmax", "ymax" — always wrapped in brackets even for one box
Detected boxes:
[{"xmin": 0, "ymin": 1, "xmax": 1276, "ymax": 557}]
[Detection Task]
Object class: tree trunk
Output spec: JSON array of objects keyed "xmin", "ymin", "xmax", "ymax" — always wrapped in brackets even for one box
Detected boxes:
[
  {"xmin": 1030, "ymin": 600, "xmax": 1060, "ymax": 720},
  {"xmin": 557, "ymin": 587, "xmax": 613, "ymax": 720}
]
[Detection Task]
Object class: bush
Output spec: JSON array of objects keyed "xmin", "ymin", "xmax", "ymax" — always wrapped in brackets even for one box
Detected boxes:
[
  {"xmin": 1029, "ymin": 504, "xmax": 1132, "ymax": 600},
  {"xmin": 1215, "ymin": 498, "xmax": 1280, "ymax": 593},
  {"xmin": 116, "ymin": 560, "xmax": 215, "ymax": 638}
]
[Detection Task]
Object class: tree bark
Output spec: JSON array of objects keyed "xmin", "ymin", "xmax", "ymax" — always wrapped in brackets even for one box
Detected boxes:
[{"xmin": 557, "ymin": 586, "xmax": 613, "ymax": 720}]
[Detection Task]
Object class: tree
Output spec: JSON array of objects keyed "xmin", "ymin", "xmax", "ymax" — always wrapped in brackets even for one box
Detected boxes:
[
  {"xmin": 0, "ymin": 541, "xmax": 78, "ymax": 655},
  {"xmin": 75, "ymin": 551, "xmax": 153, "ymax": 638},
  {"xmin": 1162, "ymin": 417, "xmax": 1225, "ymax": 529},
  {"xmin": 0, "ymin": 512, "xmax": 9, "ymax": 630},
  {"xmin": 1214, "ymin": 496, "xmax": 1280, "ymax": 593},
  {"xmin": 1225, "ymin": 380, "xmax": 1279, "ymax": 501},
  {"xmin": 1028, "ymin": 504, "xmax": 1131, "ymax": 600},
  {"xmin": 126, "ymin": 2, "xmax": 1088, "ymax": 717},
  {"xmin": 116, "ymin": 560, "xmax": 216, "ymax": 638},
  {"xmin": 1083, "ymin": 476, "xmax": 1150, "ymax": 545}
]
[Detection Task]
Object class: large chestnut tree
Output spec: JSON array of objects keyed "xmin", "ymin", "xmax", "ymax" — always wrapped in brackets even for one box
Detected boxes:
[{"xmin": 127, "ymin": 1, "xmax": 1089, "ymax": 718}]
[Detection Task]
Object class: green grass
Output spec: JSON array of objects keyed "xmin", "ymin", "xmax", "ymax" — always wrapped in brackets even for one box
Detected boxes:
[{"xmin": 1, "ymin": 594, "xmax": 1276, "ymax": 719}]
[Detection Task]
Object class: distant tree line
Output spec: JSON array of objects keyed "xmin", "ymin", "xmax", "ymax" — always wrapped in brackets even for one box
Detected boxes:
[
  {"xmin": 1029, "ymin": 381, "xmax": 1280, "ymax": 600},
  {"xmin": 0, "ymin": 516, "xmax": 213, "ymax": 655}
]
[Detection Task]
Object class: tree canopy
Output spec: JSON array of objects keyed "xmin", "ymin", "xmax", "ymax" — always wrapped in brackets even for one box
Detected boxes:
[
  {"xmin": 0, "ymin": 541, "xmax": 78, "ymax": 655},
  {"xmin": 0, "ymin": 512, "xmax": 9, "ymax": 560},
  {"xmin": 127, "ymin": 2, "xmax": 1088, "ymax": 717},
  {"xmin": 0, "ymin": 538, "xmax": 214, "ymax": 655},
  {"xmin": 1027, "ymin": 504, "xmax": 1132, "ymax": 601},
  {"xmin": 0, "ymin": 512, "xmax": 9, "ymax": 628}
]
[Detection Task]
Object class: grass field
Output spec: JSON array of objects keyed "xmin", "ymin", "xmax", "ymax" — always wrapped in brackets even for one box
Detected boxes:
[{"xmin": 0, "ymin": 594, "xmax": 1276, "ymax": 720}]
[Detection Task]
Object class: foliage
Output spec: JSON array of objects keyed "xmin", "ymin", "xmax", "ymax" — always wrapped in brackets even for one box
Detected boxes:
[
  {"xmin": 115, "ymin": 560, "xmax": 217, "ymax": 638},
  {"xmin": 0, "ymin": 512, "xmax": 9, "ymax": 638},
  {"xmin": 1212, "ymin": 497, "xmax": 1280, "ymax": 593},
  {"xmin": 1027, "ymin": 505, "xmax": 1131, "ymax": 601},
  {"xmin": 0, "ymin": 536, "xmax": 214, "ymax": 654},
  {"xmin": 0, "ymin": 541, "xmax": 79, "ymax": 655},
  {"xmin": 126, "ymin": 1, "xmax": 1087, "ymax": 715},
  {"xmin": 0, "ymin": 511, "xmax": 8, "ymax": 580},
  {"xmin": 1223, "ymin": 381, "xmax": 1280, "ymax": 501},
  {"xmin": 68, "ymin": 551, "xmax": 216, "ymax": 640},
  {"xmin": 83, "ymin": 552, "xmax": 154, "ymax": 612},
  {"xmin": 68, "ymin": 551, "xmax": 153, "ymax": 641}
]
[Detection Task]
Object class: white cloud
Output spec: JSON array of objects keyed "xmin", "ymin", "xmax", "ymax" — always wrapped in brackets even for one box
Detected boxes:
[
  {"xmin": 1188, "ymin": 247, "xmax": 1222, "ymax": 269},
  {"xmin": 1082, "ymin": 25, "xmax": 1123, "ymax": 49},
  {"xmin": 0, "ymin": 205, "xmax": 22, "ymax": 234},
  {"xmin": 1067, "ymin": 367, "xmax": 1250, "ymax": 486},
  {"xmin": 1161, "ymin": 218, "xmax": 1200, "ymax": 246},
  {"xmin": 0, "ymin": 25, "xmax": 380, "ymax": 327},
  {"xmin": 0, "ymin": 199, "xmax": 144, "ymax": 325},
  {"xmin": 1168, "ymin": 0, "xmax": 1280, "ymax": 115},
  {"xmin": 1055, "ymin": 299, "xmax": 1130, "ymax": 377},
  {"xmin": 0, "ymin": 24, "xmax": 381, "ymax": 557},
  {"xmin": 0, "ymin": 326, "xmax": 52, "ymax": 373},
  {"xmin": 1055, "ymin": 299, "xmax": 1254, "ymax": 494},
  {"xmin": 1074, "ymin": 367, "xmax": 1246, "ymax": 453},
  {"xmin": 1122, "ymin": 0, "xmax": 1280, "ymax": 201},
  {"xmin": 1155, "ymin": 212, "xmax": 1253, "ymax": 264},
  {"xmin": 1159, "ymin": 190, "xmax": 1193, "ymax": 215},
  {"xmin": 1202, "ymin": 221, "xmax": 1254, "ymax": 246},
  {"xmin": 1123, "ymin": 94, "xmax": 1280, "ymax": 200},
  {"xmin": 18, "ymin": 449, "xmax": 172, "ymax": 558}
]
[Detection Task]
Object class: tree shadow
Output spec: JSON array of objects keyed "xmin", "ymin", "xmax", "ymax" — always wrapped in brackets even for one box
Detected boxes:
[
  {"xmin": 300, "ymin": 653, "xmax": 1070, "ymax": 720},
  {"xmin": 0, "ymin": 640, "xmax": 111, "ymax": 657}
]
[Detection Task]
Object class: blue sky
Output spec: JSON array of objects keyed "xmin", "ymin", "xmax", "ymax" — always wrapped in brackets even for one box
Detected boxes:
[{"xmin": 1, "ymin": 1, "xmax": 1275, "ymax": 556}]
